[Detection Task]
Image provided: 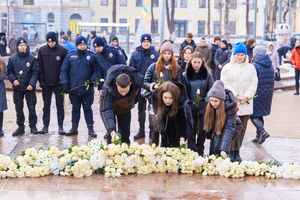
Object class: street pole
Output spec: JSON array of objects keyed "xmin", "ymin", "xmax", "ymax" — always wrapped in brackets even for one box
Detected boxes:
[
  {"xmin": 289, "ymin": 0, "xmax": 292, "ymax": 28},
  {"xmin": 263, "ymin": 0, "xmax": 268, "ymax": 40},
  {"xmin": 219, "ymin": 0, "xmax": 222, "ymax": 37},
  {"xmin": 279, "ymin": 0, "xmax": 282, "ymax": 24},
  {"xmin": 159, "ymin": 0, "xmax": 166, "ymax": 47},
  {"xmin": 254, "ymin": 0, "xmax": 257, "ymax": 39}
]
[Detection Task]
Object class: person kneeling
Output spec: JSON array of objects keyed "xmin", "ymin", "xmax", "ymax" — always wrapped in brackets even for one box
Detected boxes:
[
  {"xmin": 204, "ymin": 81, "xmax": 242, "ymax": 159},
  {"xmin": 151, "ymin": 81, "xmax": 193, "ymax": 147}
]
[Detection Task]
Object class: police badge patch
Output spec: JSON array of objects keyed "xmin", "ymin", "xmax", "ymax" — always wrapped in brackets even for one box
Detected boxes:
[
  {"xmin": 118, "ymin": 50, "xmax": 122, "ymax": 55},
  {"xmin": 87, "ymin": 56, "xmax": 90, "ymax": 60},
  {"xmin": 81, "ymin": 40, "xmax": 85, "ymax": 43},
  {"xmin": 49, "ymin": 38, "xmax": 52, "ymax": 41},
  {"xmin": 26, "ymin": 62, "xmax": 30, "ymax": 67},
  {"xmin": 20, "ymin": 40, "xmax": 24, "ymax": 43},
  {"xmin": 94, "ymin": 43, "xmax": 97, "ymax": 47},
  {"xmin": 109, "ymin": 53, "xmax": 113, "ymax": 57},
  {"xmin": 151, "ymin": 54, "xmax": 155, "ymax": 59},
  {"xmin": 145, "ymin": 37, "xmax": 147, "ymax": 40},
  {"xmin": 56, "ymin": 56, "xmax": 60, "ymax": 61}
]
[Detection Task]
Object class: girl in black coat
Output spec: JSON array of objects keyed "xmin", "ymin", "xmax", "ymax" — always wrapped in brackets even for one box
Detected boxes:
[
  {"xmin": 183, "ymin": 52, "xmax": 214, "ymax": 156},
  {"xmin": 151, "ymin": 81, "xmax": 193, "ymax": 148},
  {"xmin": 204, "ymin": 81, "xmax": 242, "ymax": 158}
]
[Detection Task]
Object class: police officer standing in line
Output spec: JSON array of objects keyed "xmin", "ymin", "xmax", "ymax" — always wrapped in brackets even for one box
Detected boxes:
[
  {"xmin": 129, "ymin": 34, "xmax": 160, "ymax": 139},
  {"xmin": 93, "ymin": 37, "xmax": 127, "ymax": 139},
  {"xmin": 38, "ymin": 32, "xmax": 68, "ymax": 135},
  {"xmin": 7, "ymin": 37, "xmax": 39, "ymax": 135},
  {"xmin": 60, "ymin": 36, "xmax": 99, "ymax": 137}
]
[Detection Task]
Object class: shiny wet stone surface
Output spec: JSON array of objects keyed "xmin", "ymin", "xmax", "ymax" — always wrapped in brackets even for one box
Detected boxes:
[{"xmin": 0, "ymin": 90, "xmax": 299, "ymax": 199}]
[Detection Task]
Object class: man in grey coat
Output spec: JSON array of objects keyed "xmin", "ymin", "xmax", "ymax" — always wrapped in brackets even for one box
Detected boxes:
[{"xmin": 195, "ymin": 38, "xmax": 212, "ymax": 66}]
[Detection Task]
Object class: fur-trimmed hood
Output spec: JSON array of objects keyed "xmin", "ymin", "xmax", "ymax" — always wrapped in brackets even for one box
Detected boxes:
[{"xmin": 186, "ymin": 64, "xmax": 208, "ymax": 81}]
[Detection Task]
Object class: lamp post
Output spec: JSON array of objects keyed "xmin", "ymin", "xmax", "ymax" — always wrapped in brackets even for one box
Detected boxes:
[
  {"xmin": 159, "ymin": 0, "xmax": 166, "ymax": 46},
  {"xmin": 219, "ymin": 0, "xmax": 222, "ymax": 37},
  {"xmin": 253, "ymin": 0, "xmax": 257, "ymax": 39}
]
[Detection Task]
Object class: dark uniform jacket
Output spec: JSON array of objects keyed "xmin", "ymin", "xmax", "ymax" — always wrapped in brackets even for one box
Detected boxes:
[{"xmin": 214, "ymin": 47, "xmax": 232, "ymax": 67}]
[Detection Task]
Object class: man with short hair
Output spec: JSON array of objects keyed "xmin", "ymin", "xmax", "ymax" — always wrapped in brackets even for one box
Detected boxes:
[
  {"xmin": 214, "ymin": 40, "xmax": 232, "ymax": 80},
  {"xmin": 179, "ymin": 33, "xmax": 196, "ymax": 59},
  {"xmin": 210, "ymin": 36, "xmax": 221, "ymax": 81},
  {"xmin": 60, "ymin": 29, "xmax": 65, "ymax": 39},
  {"xmin": 100, "ymin": 65, "xmax": 143, "ymax": 144},
  {"xmin": 38, "ymin": 32, "xmax": 69, "ymax": 135},
  {"xmin": 195, "ymin": 38, "xmax": 212, "ymax": 66},
  {"xmin": 67, "ymin": 29, "xmax": 72, "ymax": 41},
  {"xmin": 246, "ymin": 38, "xmax": 256, "ymax": 62},
  {"xmin": 61, "ymin": 35, "xmax": 76, "ymax": 51}
]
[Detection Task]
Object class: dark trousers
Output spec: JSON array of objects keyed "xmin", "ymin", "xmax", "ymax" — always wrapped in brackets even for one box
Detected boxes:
[
  {"xmin": 214, "ymin": 67, "xmax": 221, "ymax": 81},
  {"xmin": 210, "ymin": 67, "xmax": 216, "ymax": 81},
  {"xmin": 0, "ymin": 112, "xmax": 3, "ymax": 129},
  {"xmin": 69, "ymin": 94, "xmax": 94, "ymax": 124},
  {"xmin": 295, "ymin": 68, "xmax": 300, "ymax": 92},
  {"xmin": 138, "ymin": 95, "xmax": 153, "ymax": 134},
  {"xmin": 13, "ymin": 90, "xmax": 37, "ymax": 128},
  {"xmin": 188, "ymin": 114, "xmax": 205, "ymax": 156},
  {"xmin": 42, "ymin": 85, "xmax": 64, "ymax": 127},
  {"xmin": 279, "ymin": 56, "xmax": 282, "ymax": 65},
  {"xmin": 230, "ymin": 115, "xmax": 250, "ymax": 151},
  {"xmin": 107, "ymin": 111, "xmax": 131, "ymax": 145}
]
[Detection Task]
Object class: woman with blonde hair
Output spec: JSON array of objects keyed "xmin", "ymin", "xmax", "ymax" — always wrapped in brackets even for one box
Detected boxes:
[
  {"xmin": 204, "ymin": 81, "xmax": 242, "ymax": 158},
  {"xmin": 0, "ymin": 56, "xmax": 7, "ymax": 136}
]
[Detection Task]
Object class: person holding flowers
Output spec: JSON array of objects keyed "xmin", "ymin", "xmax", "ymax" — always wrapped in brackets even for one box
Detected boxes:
[
  {"xmin": 204, "ymin": 80, "xmax": 242, "ymax": 159},
  {"xmin": 151, "ymin": 81, "xmax": 193, "ymax": 148},
  {"xmin": 182, "ymin": 52, "xmax": 214, "ymax": 156},
  {"xmin": 7, "ymin": 37, "xmax": 39, "ymax": 135},
  {"xmin": 220, "ymin": 42, "xmax": 258, "ymax": 162},
  {"xmin": 0, "ymin": 56, "xmax": 7, "ymax": 137},
  {"xmin": 143, "ymin": 41, "xmax": 182, "ymax": 145},
  {"xmin": 60, "ymin": 36, "xmax": 99, "ymax": 137}
]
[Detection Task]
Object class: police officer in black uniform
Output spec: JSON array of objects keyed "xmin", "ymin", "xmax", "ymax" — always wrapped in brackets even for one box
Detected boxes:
[
  {"xmin": 7, "ymin": 37, "xmax": 39, "ymax": 136},
  {"xmin": 38, "ymin": 32, "xmax": 68, "ymax": 134}
]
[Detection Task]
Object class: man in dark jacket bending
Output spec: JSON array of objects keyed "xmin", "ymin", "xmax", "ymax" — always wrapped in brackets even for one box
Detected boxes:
[{"xmin": 100, "ymin": 65, "xmax": 143, "ymax": 144}]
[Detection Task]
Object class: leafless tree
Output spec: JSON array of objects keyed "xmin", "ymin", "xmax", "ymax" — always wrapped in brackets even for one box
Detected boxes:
[
  {"xmin": 112, "ymin": 0, "xmax": 116, "ymax": 33},
  {"xmin": 166, "ymin": 0, "xmax": 175, "ymax": 35},
  {"xmin": 207, "ymin": 0, "xmax": 211, "ymax": 38},
  {"xmin": 151, "ymin": 0, "xmax": 155, "ymax": 36}
]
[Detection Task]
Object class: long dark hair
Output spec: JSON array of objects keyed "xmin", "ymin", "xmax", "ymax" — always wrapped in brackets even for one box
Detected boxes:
[
  {"xmin": 186, "ymin": 51, "xmax": 209, "ymax": 72},
  {"xmin": 0, "ymin": 56, "xmax": 4, "ymax": 75},
  {"xmin": 203, "ymin": 99, "xmax": 226, "ymax": 135},
  {"xmin": 157, "ymin": 82, "xmax": 180, "ymax": 117}
]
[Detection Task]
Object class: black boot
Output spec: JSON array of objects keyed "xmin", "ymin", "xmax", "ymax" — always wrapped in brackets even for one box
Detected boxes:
[
  {"xmin": 31, "ymin": 126, "xmax": 39, "ymax": 134},
  {"xmin": 0, "ymin": 129, "xmax": 3, "ymax": 137},
  {"xmin": 251, "ymin": 117, "xmax": 269, "ymax": 144},
  {"xmin": 58, "ymin": 126, "xmax": 65, "ymax": 135},
  {"xmin": 134, "ymin": 130, "xmax": 145, "ymax": 139},
  {"xmin": 66, "ymin": 123, "xmax": 78, "ymax": 136},
  {"xmin": 234, "ymin": 150, "xmax": 242, "ymax": 162},
  {"xmin": 149, "ymin": 131, "xmax": 153, "ymax": 140},
  {"xmin": 39, "ymin": 126, "xmax": 48, "ymax": 134},
  {"xmin": 294, "ymin": 92, "xmax": 299, "ymax": 95},
  {"xmin": 252, "ymin": 131, "xmax": 260, "ymax": 143},
  {"xmin": 258, "ymin": 131, "xmax": 269, "ymax": 144},
  {"xmin": 87, "ymin": 124, "xmax": 97, "ymax": 137},
  {"xmin": 12, "ymin": 127, "xmax": 25, "ymax": 136},
  {"xmin": 104, "ymin": 132, "xmax": 109, "ymax": 139},
  {"xmin": 229, "ymin": 151, "xmax": 235, "ymax": 162}
]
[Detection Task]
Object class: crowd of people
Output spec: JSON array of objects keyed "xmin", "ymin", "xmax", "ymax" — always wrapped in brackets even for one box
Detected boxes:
[{"xmin": 0, "ymin": 30, "xmax": 299, "ymax": 162}]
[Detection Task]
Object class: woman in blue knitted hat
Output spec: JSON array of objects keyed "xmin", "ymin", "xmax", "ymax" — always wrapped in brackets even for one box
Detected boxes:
[{"xmin": 220, "ymin": 42, "xmax": 258, "ymax": 162}]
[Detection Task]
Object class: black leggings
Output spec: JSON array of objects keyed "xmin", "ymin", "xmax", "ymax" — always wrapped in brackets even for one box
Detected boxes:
[{"xmin": 0, "ymin": 112, "xmax": 3, "ymax": 129}]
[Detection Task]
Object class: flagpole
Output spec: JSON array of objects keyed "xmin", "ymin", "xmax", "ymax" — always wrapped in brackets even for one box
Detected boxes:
[{"xmin": 159, "ymin": 0, "xmax": 166, "ymax": 47}]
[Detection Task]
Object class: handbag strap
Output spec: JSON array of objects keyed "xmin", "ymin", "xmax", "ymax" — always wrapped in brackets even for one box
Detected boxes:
[
  {"xmin": 99, "ymin": 53, "xmax": 115, "ymax": 65},
  {"xmin": 139, "ymin": 49, "xmax": 154, "ymax": 73}
]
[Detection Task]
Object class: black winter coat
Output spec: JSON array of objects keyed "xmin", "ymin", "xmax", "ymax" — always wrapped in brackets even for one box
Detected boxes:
[
  {"xmin": 210, "ymin": 44, "xmax": 220, "ymax": 69},
  {"xmin": 152, "ymin": 82, "xmax": 193, "ymax": 147},
  {"xmin": 277, "ymin": 46, "xmax": 290, "ymax": 58},
  {"xmin": 183, "ymin": 64, "xmax": 214, "ymax": 115},
  {"xmin": 179, "ymin": 39, "xmax": 196, "ymax": 59},
  {"xmin": 100, "ymin": 65, "xmax": 143, "ymax": 134},
  {"xmin": 246, "ymin": 44, "xmax": 254, "ymax": 62},
  {"xmin": 0, "ymin": 33, "xmax": 7, "ymax": 56},
  {"xmin": 207, "ymin": 89, "xmax": 242, "ymax": 155},
  {"xmin": 177, "ymin": 58, "xmax": 187, "ymax": 73},
  {"xmin": 7, "ymin": 46, "xmax": 39, "ymax": 91},
  {"xmin": 214, "ymin": 47, "xmax": 231, "ymax": 67},
  {"xmin": 38, "ymin": 43, "xmax": 68, "ymax": 86}
]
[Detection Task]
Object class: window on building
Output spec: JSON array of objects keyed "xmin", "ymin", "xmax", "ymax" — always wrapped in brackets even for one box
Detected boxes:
[
  {"xmin": 101, "ymin": 0, "xmax": 108, "ymax": 6},
  {"xmin": 180, "ymin": 0, "xmax": 187, "ymax": 8},
  {"xmin": 198, "ymin": 0, "xmax": 206, "ymax": 8},
  {"xmin": 120, "ymin": 0, "xmax": 127, "ymax": 6},
  {"xmin": 170, "ymin": 0, "xmax": 178, "ymax": 8},
  {"xmin": 213, "ymin": 21, "xmax": 220, "ymax": 35},
  {"xmin": 214, "ymin": 0, "xmax": 221, "ymax": 9},
  {"xmin": 198, "ymin": 20, "xmax": 205, "ymax": 34},
  {"xmin": 23, "ymin": 0, "xmax": 34, "ymax": 5},
  {"xmin": 119, "ymin": 18, "xmax": 127, "ymax": 33},
  {"xmin": 136, "ymin": 0, "xmax": 143, "ymax": 7},
  {"xmin": 100, "ymin": 18, "xmax": 109, "ymax": 32},
  {"xmin": 228, "ymin": 21, "xmax": 236, "ymax": 35},
  {"xmin": 48, "ymin": 13, "xmax": 54, "ymax": 23},
  {"xmin": 249, "ymin": 0, "xmax": 254, "ymax": 9},
  {"xmin": 153, "ymin": 0, "xmax": 159, "ymax": 7},
  {"xmin": 151, "ymin": 19, "xmax": 159, "ymax": 34},
  {"xmin": 229, "ymin": 0, "xmax": 237, "ymax": 9},
  {"xmin": 249, "ymin": 22, "xmax": 254, "ymax": 35},
  {"xmin": 135, "ymin": 19, "xmax": 140, "ymax": 33}
]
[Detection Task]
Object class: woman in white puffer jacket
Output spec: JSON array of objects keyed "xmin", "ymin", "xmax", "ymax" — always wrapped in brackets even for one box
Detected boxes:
[{"xmin": 220, "ymin": 42, "xmax": 258, "ymax": 162}]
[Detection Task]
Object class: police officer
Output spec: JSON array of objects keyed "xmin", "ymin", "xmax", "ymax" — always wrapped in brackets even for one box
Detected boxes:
[
  {"xmin": 38, "ymin": 32, "xmax": 68, "ymax": 135},
  {"xmin": 129, "ymin": 34, "xmax": 160, "ymax": 139},
  {"xmin": 100, "ymin": 65, "xmax": 143, "ymax": 144},
  {"xmin": 93, "ymin": 37, "xmax": 127, "ymax": 139},
  {"xmin": 60, "ymin": 36, "xmax": 99, "ymax": 137},
  {"xmin": 7, "ymin": 37, "xmax": 39, "ymax": 136}
]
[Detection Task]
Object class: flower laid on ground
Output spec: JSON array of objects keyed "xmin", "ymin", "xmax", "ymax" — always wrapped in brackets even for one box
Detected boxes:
[{"xmin": 0, "ymin": 141, "xmax": 299, "ymax": 180}]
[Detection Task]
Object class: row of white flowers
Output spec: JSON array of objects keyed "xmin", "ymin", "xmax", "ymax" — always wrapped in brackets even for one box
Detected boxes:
[{"xmin": 0, "ymin": 140, "xmax": 299, "ymax": 179}]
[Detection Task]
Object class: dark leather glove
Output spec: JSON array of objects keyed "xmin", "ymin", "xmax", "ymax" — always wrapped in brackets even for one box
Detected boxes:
[
  {"xmin": 39, "ymin": 82, "xmax": 47, "ymax": 89},
  {"xmin": 62, "ymin": 85, "xmax": 69, "ymax": 94}
]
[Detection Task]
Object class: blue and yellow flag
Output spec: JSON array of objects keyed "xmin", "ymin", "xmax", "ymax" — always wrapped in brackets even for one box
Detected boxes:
[{"xmin": 141, "ymin": 3, "xmax": 151, "ymax": 19}]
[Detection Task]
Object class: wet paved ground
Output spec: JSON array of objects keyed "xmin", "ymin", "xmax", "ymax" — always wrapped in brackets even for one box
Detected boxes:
[{"xmin": 0, "ymin": 89, "xmax": 299, "ymax": 199}]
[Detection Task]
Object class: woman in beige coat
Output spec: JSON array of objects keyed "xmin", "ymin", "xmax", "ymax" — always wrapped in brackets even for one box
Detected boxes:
[{"xmin": 221, "ymin": 42, "xmax": 258, "ymax": 162}]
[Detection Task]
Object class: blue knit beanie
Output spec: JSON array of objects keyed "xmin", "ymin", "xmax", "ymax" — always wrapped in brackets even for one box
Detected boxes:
[
  {"xmin": 93, "ymin": 37, "xmax": 105, "ymax": 47},
  {"xmin": 141, "ymin": 34, "xmax": 152, "ymax": 43},
  {"xmin": 233, "ymin": 42, "xmax": 247, "ymax": 55},
  {"xmin": 75, "ymin": 36, "xmax": 87, "ymax": 46}
]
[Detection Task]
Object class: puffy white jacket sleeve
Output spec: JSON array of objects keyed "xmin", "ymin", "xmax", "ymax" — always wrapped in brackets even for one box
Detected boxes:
[
  {"xmin": 220, "ymin": 64, "xmax": 239, "ymax": 97},
  {"xmin": 243, "ymin": 65, "xmax": 258, "ymax": 99}
]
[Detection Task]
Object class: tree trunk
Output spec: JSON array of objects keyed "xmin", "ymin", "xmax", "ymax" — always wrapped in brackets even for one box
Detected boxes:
[
  {"xmin": 207, "ymin": 0, "xmax": 211, "ymax": 38},
  {"xmin": 224, "ymin": 0, "xmax": 230, "ymax": 40},
  {"xmin": 271, "ymin": 0, "xmax": 278, "ymax": 39},
  {"xmin": 151, "ymin": 0, "xmax": 155, "ymax": 35},
  {"xmin": 246, "ymin": 0, "xmax": 249, "ymax": 37},
  {"xmin": 112, "ymin": 0, "xmax": 116, "ymax": 33},
  {"xmin": 166, "ymin": 0, "xmax": 175, "ymax": 35}
]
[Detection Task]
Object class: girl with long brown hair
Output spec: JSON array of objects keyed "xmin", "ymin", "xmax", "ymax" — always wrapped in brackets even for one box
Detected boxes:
[
  {"xmin": 182, "ymin": 51, "xmax": 214, "ymax": 156},
  {"xmin": 177, "ymin": 45, "xmax": 194, "ymax": 73},
  {"xmin": 204, "ymin": 81, "xmax": 242, "ymax": 158},
  {"xmin": 151, "ymin": 81, "xmax": 193, "ymax": 148},
  {"xmin": 143, "ymin": 42, "xmax": 182, "ymax": 145},
  {"xmin": 0, "ymin": 55, "xmax": 8, "ymax": 137}
]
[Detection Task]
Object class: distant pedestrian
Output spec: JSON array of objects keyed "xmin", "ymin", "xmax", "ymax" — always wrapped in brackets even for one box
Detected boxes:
[
  {"xmin": 56, "ymin": 31, "xmax": 59, "ymax": 40},
  {"xmin": 60, "ymin": 29, "xmax": 65, "ymax": 38},
  {"xmin": 266, "ymin": 43, "xmax": 280, "ymax": 75},
  {"xmin": 0, "ymin": 31, "xmax": 7, "ymax": 56},
  {"xmin": 177, "ymin": 45, "xmax": 194, "ymax": 73},
  {"xmin": 228, "ymin": 43, "xmax": 232, "ymax": 51},
  {"xmin": 246, "ymin": 38, "xmax": 256, "ymax": 63},
  {"xmin": 210, "ymin": 36, "xmax": 221, "ymax": 81},
  {"xmin": 110, "ymin": 36, "xmax": 128, "ymax": 61},
  {"xmin": 179, "ymin": 33, "xmax": 196, "ymax": 59},
  {"xmin": 61, "ymin": 35, "xmax": 76, "ymax": 51},
  {"xmin": 277, "ymin": 46, "xmax": 292, "ymax": 66},
  {"xmin": 291, "ymin": 39, "xmax": 300, "ymax": 95},
  {"xmin": 214, "ymin": 40, "xmax": 231, "ymax": 80},
  {"xmin": 0, "ymin": 56, "xmax": 7, "ymax": 137},
  {"xmin": 8, "ymin": 33, "xmax": 17, "ymax": 55},
  {"xmin": 34, "ymin": 30, "xmax": 38, "ymax": 42},
  {"xmin": 88, "ymin": 31, "xmax": 97, "ymax": 52},
  {"xmin": 67, "ymin": 29, "xmax": 72, "ymax": 41},
  {"xmin": 195, "ymin": 38, "xmax": 212, "ymax": 68}
]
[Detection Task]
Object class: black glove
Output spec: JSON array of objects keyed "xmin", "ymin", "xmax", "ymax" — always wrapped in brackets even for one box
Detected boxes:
[
  {"xmin": 89, "ymin": 82, "xmax": 94, "ymax": 87},
  {"xmin": 62, "ymin": 85, "xmax": 69, "ymax": 94},
  {"xmin": 188, "ymin": 101, "xmax": 199, "ymax": 114},
  {"xmin": 39, "ymin": 82, "xmax": 47, "ymax": 89}
]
